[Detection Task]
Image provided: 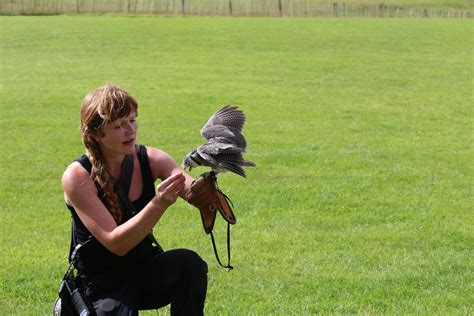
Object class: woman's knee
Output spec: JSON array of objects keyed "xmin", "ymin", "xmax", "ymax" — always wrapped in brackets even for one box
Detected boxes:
[{"xmin": 178, "ymin": 249, "xmax": 208, "ymax": 275}]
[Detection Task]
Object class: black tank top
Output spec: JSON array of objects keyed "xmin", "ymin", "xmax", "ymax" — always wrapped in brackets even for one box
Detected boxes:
[{"xmin": 67, "ymin": 145, "xmax": 158, "ymax": 297}]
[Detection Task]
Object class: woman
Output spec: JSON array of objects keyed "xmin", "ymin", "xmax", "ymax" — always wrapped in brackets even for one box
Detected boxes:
[{"xmin": 61, "ymin": 83, "xmax": 207, "ymax": 315}]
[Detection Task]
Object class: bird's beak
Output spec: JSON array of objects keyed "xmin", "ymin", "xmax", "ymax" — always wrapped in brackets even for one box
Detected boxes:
[{"xmin": 182, "ymin": 163, "xmax": 192, "ymax": 171}]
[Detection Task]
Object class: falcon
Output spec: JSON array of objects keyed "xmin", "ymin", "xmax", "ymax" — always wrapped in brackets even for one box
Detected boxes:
[{"xmin": 183, "ymin": 105, "xmax": 255, "ymax": 177}]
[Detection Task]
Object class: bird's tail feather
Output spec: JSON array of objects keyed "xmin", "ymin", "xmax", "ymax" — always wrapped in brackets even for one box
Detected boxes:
[
  {"xmin": 241, "ymin": 159, "xmax": 256, "ymax": 167},
  {"xmin": 220, "ymin": 162, "xmax": 246, "ymax": 178},
  {"xmin": 217, "ymin": 154, "xmax": 255, "ymax": 168}
]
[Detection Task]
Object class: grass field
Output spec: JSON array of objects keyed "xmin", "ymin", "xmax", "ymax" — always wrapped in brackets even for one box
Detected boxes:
[{"xmin": 0, "ymin": 15, "xmax": 473, "ymax": 314}]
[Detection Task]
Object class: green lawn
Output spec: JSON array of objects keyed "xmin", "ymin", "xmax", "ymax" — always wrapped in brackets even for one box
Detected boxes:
[{"xmin": 0, "ymin": 15, "xmax": 472, "ymax": 314}]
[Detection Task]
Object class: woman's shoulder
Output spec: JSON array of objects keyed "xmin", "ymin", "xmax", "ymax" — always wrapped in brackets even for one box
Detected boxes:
[
  {"xmin": 144, "ymin": 145, "xmax": 173, "ymax": 161},
  {"xmin": 62, "ymin": 160, "xmax": 95, "ymax": 192},
  {"xmin": 62, "ymin": 153, "xmax": 90, "ymax": 176}
]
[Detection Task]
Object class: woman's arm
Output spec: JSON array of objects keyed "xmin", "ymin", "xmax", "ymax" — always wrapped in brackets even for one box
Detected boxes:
[
  {"xmin": 62, "ymin": 162, "xmax": 185, "ymax": 256},
  {"xmin": 146, "ymin": 146, "xmax": 195, "ymax": 199}
]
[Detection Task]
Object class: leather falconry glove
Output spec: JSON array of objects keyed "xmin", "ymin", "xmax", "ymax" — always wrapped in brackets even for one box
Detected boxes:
[{"xmin": 186, "ymin": 171, "xmax": 236, "ymax": 234}]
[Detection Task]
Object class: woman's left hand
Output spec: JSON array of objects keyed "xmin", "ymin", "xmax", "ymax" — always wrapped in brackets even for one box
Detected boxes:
[{"xmin": 153, "ymin": 172, "xmax": 186, "ymax": 207}]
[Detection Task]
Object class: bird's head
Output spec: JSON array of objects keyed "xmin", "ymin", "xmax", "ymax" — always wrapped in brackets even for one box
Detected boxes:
[{"xmin": 182, "ymin": 150, "xmax": 199, "ymax": 171}]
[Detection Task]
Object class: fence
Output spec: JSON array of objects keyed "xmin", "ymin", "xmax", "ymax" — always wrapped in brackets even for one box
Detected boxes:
[{"xmin": 0, "ymin": 0, "xmax": 472, "ymax": 18}]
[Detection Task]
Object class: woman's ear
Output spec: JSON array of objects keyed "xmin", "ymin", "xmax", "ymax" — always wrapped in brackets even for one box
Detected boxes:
[
  {"xmin": 85, "ymin": 131, "xmax": 102, "ymax": 145},
  {"xmin": 84, "ymin": 135, "xmax": 96, "ymax": 147},
  {"xmin": 89, "ymin": 129, "xmax": 105, "ymax": 141}
]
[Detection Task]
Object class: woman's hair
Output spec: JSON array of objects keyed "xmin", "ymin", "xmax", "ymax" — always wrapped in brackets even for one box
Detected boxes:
[{"xmin": 80, "ymin": 83, "xmax": 138, "ymax": 224}]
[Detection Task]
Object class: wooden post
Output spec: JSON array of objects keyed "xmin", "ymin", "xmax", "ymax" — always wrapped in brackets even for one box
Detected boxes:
[
  {"xmin": 181, "ymin": 0, "xmax": 185, "ymax": 15},
  {"xmin": 333, "ymin": 2, "xmax": 337, "ymax": 17},
  {"xmin": 229, "ymin": 0, "xmax": 233, "ymax": 15},
  {"xmin": 278, "ymin": 0, "xmax": 282, "ymax": 17},
  {"xmin": 150, "ymin": 0, "xmax": 154, "ymax": 13}
]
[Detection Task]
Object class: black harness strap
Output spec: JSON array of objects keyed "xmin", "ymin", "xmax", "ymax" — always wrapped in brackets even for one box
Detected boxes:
[
  {"xmin": 206, "ymin": 174, "xmax": 235, "ymax": 271},
  {"xmin": 68, "ymin": 221, "xmax": 75, "ymax": 263},
  {"xmin": 114, "ymin": 153, "xmax": 136, "ymax": 222},
  {"xmin": 115, "ymin": 149, "xmax": 164, "ymax": 252},
  {"xmin": 69, "ymin": 236, "xmax": 93, "ymax": 265},
  {"xmin": 118, "ymin": 154, "xmax": 134, "ymax": 196},
  {"xmin": 210, "ymin": 223, "xmax": 233, "ymax": 271}
]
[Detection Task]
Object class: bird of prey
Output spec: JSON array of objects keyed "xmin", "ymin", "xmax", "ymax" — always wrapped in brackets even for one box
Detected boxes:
[{"xmin": 183, "ymin": 105, "xmax": 255, "ymax": 177}]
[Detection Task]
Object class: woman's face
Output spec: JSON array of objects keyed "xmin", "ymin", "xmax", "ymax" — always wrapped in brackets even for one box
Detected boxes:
[{"xmin": 95, "ymin": 111, "xmax": 138, "ymax": 157}]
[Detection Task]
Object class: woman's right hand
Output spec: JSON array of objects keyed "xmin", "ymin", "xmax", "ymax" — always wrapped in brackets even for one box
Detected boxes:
[{"xmin": 152, "ymin": 172, "xmax": 186, "ymax": 208}]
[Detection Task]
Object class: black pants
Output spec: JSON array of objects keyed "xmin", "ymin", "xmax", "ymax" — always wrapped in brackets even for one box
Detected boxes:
[{"xmin": 90, "ymin": 249, "xmax": 208, "ymax": 316}]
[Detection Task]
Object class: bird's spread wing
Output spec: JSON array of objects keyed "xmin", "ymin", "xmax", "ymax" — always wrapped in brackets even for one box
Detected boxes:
[
  {"xmin": 201, "ymin": 125, "xmax": 236, "ymax": 141},
  {"xmin": 207, "ymin": 130, "xmax": 247, "ymax": 150},
  {"xmin": 200, "ymin": 105, "xmax": 246, "ymax": 140},
  {"xmin": 195, "ymin": 148, "xmax": 219, "ymax": 165},
  {"xmin": 198, "ymin": 142, "xmax": 243, "ymax": 156}
]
